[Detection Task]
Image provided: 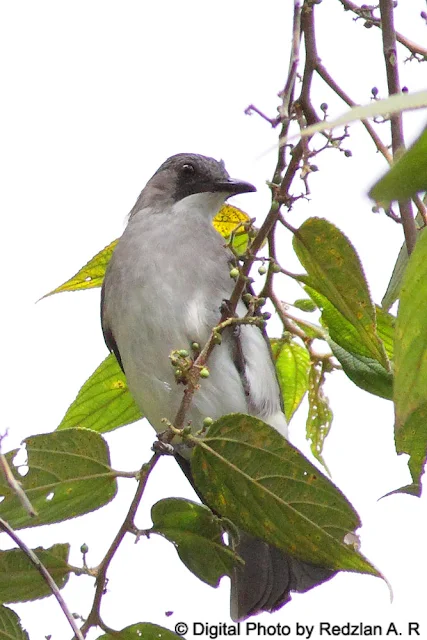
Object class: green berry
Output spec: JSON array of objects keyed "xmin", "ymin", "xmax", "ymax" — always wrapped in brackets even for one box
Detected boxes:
[
  {"xmin": 229, "ymin": 267, "xmax": 239, "ymax": 279},
  {"xmin": 203, "ymin": 417, "xmax": 214, "ymax": 427},
  {"xmin": 258, "ymin": 265, "xmax": 267, "ymax": 275},
  {"xmin": 80, "ymin": 543, "xmax": 89, "ymax": 554},
  {"xmin": 200, "ymin": 367, "xmax": 210, "ymax": 379},
  {"xmin": 178, "ymin": 349, "xmax": 189, "ymax": 357}
]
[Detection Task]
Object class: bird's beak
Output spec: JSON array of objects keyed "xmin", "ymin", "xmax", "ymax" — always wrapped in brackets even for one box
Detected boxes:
[{"xmin": 212, "ymin": 178, "xmax": 257, "ymax": 196}]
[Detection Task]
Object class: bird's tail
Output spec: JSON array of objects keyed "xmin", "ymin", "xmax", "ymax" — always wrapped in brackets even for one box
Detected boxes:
[{"xmin": 230, "ymin": 530, "xmax": 335, "ymax": 621}]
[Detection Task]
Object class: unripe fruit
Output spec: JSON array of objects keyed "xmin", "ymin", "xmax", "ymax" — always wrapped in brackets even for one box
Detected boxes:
[{"xmin": 229, "ymin": 268, "xmax": 239, "ymax": 279}]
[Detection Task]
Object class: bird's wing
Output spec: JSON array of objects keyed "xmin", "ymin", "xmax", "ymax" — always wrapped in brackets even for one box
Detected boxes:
[{"xmin": 100, "ymin": 278, "xmax": 124, "ymax": 373}]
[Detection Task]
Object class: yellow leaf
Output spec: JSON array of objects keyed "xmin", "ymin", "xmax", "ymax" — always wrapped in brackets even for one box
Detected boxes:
[
  {"xmin": 42, "ymin": 240, "xmax": 118, "ymax": 297},
  {"xmin": 213, "ymin": 204, "xmax": 251, "ymax": 255},
  {"xmin": 212, "ymin": 204, "xmax": 250, "ymax": 238}
]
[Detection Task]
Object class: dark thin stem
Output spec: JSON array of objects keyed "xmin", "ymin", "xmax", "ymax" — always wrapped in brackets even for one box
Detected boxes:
[
  {"xmin": 315, "ymin": 63, "xmax": 392, "ymax": 163},
  {"xmin": 172, "ymin": 0, "xmax": 306, "ymax": 434},
  {"xmin": 80, "ymin": 454, "xmax": 160, "ymax": 637},
  {"xmin": 339, "ymin": 0, "xmax": 427, "ymax": 60},
  {"xmin": 379, "ymin": 0, "xmax": 417, "ymax": 254},
  {"xmin": 0, "ymin": 517, "xmax": 84, "ymax": 640}
]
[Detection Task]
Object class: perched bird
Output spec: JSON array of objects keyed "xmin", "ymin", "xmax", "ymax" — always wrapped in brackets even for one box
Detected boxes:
[{"xmin": 101, "ymin": 153, "xmax": 334, "ymax": 621}]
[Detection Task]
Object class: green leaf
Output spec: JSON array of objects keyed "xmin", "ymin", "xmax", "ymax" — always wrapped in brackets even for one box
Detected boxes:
[
  {"xmin": 307, "ymin": 364, "xmax": 333, "ymax": 474},
  {"xmin": 191, "ymin": 414, "xmax": 379, "ymax": 576},
  {"xmin": 293, "ymin": 298, "xmax": 317, "ymax": 312},
  {"xmin": 0, "ymin": 544, "xmax": 70, "ymax": 603},
  {"xmin": 293, "ymin": 217, "xmax": 388, "ymax": 367},
  {"xmin": 58, "ymin": 354, "xmax": 142, "ymax": 433},
  {"xmin": 0, "ymin": 430, "xmax": 118, "ymax": 529},
  {"xmin": 376, "ymin": 306, "xmax": 395, "ymax": 361},
  {"xmin": 370, "ymin": 127, "xmax": 427, "ymax": 203},
  {"xmin": 394, "ymin": 228, "xmax": 427, "ymax": 494},
  {"xmin": 381, "ymin": 212, "xmax": 425, "ymax": 311},
  {"xmin": 303, "ymin": 288, "xmax": 393, "ymax": 399},
  {"xmin": 0, "ymin": 605, "xmax": 29, "ymax": 640},
  {"xmin": 151, "ymin": 498, "xmax": 238, "ymax": 587},
  {"xmin": 96, "ymin": 623, "xmax": 183, "ymax": 640},
  {"xmin": 271, "ymin": 339, "xmax": 311, "ymax": 422},
  {"xmin": 329, "ymin": 339, "xmax": 393, "ymax": 400},
  {"xmin": 291, "ymin": 90, "xmax": 427, "ymax": 143},
  {"xmin": 43, "ymin": 240, "xmax": 118, "ymax": 297}
]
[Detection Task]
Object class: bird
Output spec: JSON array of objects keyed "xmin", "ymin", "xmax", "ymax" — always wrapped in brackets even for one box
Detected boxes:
[{"xmin": 100, "ymin": 153, "xmax": 334, "ymax": 621}]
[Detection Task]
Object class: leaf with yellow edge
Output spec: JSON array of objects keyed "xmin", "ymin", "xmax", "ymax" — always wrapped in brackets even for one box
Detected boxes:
[{"xmin": 42, "ymin": 240, "xmax": 118, "ymax": 297}]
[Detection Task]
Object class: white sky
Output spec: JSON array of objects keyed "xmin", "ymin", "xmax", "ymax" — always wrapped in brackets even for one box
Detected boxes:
[{"xmin": 1, "ymin": 2, "xmax": 427, "ymax": 639}]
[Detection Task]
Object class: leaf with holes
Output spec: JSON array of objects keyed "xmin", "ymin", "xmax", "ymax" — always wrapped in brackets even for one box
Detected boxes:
[
  {"xmin": 43, "ymin": 240, "xmax": 118, "ymax": 297},
  {"xmin": 0, "ymin": 429, "xmax": 117, "ymax": 529},
  {"xmin": 0, "ymin": 605, "xmax": 29, "ymax": 640},
  {"xmin": 294, "ymin": 218, "xmax": 388, "ymax": 368},
  {"xmin": 191, "ymin": 414, "xmax": 380, "ymax": 576},
  {"xmin": 96, "ymin": 623, "xmax": 184, "ymax": 639},
  {"xmin": 271, "ymin": 339, "xmax": 311, "ymax": 422},
  {"xmin": 307, "ymin": 363, "xmax": 333, "ymax": 474},
  {"xmin": 0, "ymin": 544, "xmax": 70, "ymax": 603},
  {"xmin": 57, "ymin": 354, "xmax": 142, "ymax": 433},
  {"xmin": 394, "ymin": 228, "xmax": 427, "ymax": 495},
  {"xmin": 151, "ymin": 498, "xmax": 239, "ymax": 587}
]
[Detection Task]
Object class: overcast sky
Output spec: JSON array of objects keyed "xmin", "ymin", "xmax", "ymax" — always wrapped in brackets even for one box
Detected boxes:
[{"xmin": 1, "ymin": 2, "xmax": 427, "ymax": 639}]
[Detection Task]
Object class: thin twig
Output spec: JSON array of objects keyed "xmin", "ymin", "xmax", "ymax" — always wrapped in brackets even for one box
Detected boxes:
[
  {"xmin": 172, "ymin": 0, "xmax": 306, "ymax": 434},
  {"xmin": 315, "ymin": 63, "xmax": 393, "ymax": 164},
  {"xmin": 339, "ymin": 0, "xmax": 427, "ymax": 60},
  {"xmin": 379, "ymin": 0, "xmax": 417, "ymax": 254},
  {"xmin": 80, "ymin": 453, "xmax": 160, "ymax": 637},
  {"xmin": 0, "ymin": 517, "xmax": 84, "ymax": 640},
  {"xmin": 0, "ymin": 452, "xmax": 37, "ymax": 518}
]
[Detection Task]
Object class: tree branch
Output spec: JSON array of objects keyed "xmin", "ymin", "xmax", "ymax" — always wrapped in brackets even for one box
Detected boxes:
[
  {"xmin": 379, "ymin": 0, "xmax": 417, "ymax": 254},
  {"xmin": 79, "ymin": 453, "xmax": 160, "ymax": 637},
  {"xmin": 339, "ymin": 0, "xmax": 427, "ymax": 60},
  {"xmin": 0, "ymin": 517, "xmax": 84, "ymax": 640}
]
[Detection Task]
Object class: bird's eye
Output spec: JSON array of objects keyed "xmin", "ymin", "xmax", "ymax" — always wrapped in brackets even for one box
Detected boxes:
[{"xmin": 181, "ymin": 163, "xmax": 195, "ymax": 176}]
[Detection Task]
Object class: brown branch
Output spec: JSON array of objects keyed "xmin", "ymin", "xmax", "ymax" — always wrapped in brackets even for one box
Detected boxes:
[
  {"xmin": 0, "ymin": 517, "xmax": 84, "ymax": 640},
  {"xmin": 79, "ymin": 453, "xmax": 160, "ymax": 637},
  {"xmin": 297, "ymin": 1, "xmax": 393, "ymax": 163},
  {"xmin": 379, "ymin": 0, "xmax": 417, "ymax": 254},
  {"xmin": 171, "ymin": 1, "xmax": 306, "ymax": 434},
  {"xmin": 279, "ymin": 0, "xmax": 303, "ymax": 120},
  {"xmin": 339, "ymin": 0, "xmax": 427, "ymax": 60},
  {"xmin": 315, "ymin": 63, "xmax": 393, "ymax": 163}
]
